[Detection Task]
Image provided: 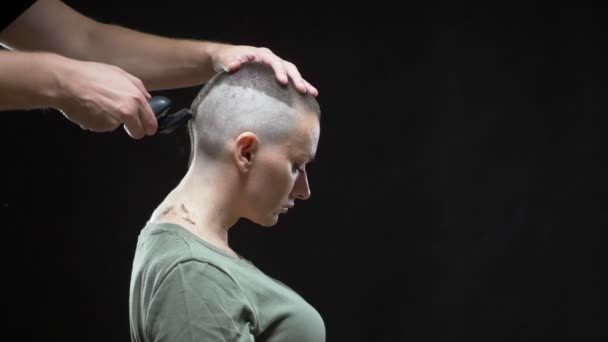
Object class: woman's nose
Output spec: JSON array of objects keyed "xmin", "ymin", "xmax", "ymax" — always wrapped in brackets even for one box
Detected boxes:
[{"xmin": 292, "ymin": 173, "xmax": 311, "ymax": 200}]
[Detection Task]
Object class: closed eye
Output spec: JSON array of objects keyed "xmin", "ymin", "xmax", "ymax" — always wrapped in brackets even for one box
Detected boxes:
[{"xmin": 292, "ymin": 163, "xmax": 305, "ymax": 174}]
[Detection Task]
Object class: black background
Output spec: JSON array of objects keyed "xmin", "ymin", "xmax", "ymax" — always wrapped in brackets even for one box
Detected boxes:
[{"xmin": 2, "ymin": 2, "xmax": 604, "ymax": 341}]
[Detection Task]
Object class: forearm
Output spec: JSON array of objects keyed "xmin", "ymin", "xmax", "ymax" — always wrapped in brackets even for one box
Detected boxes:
[
  {"xmin": 0, "ymin": 50, "xmax": 64, "ymax": 110},
  {"xmin": 1, "ymin": 0, "xmax": 316, "ymax": 97},
  {"xmin": 84, "ymin": 23, "xmax": 221, "ymax": 90}
]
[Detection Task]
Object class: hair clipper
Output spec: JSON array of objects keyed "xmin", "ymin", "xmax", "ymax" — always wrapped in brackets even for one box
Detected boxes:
[{"xmin": 148, "ymin": 96, "xmax": 193, "ymax": 134}]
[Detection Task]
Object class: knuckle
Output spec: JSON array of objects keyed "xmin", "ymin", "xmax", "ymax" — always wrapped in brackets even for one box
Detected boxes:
[
  {"xmin": 117, "ymin": 103, "xmax": 136, "ymax": 119},
  {"xmin": 259, "ymin": 47, "xmax": 273, "ymax": 55},
  {"xmin": 130, "ymin": 93, "xmax": 145, "ymax": 104},
  {"xmin": 287, "ymin": 63, "xmax": 299, "ymax": 72},
  {"xmin": 126, "ymin": 125, "xmax": 144, "ymax": 138}
]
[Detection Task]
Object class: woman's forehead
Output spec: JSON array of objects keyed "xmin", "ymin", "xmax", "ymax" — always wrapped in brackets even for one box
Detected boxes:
[{"xmin": 284, "ymin": 114, "xmax": 319, "ymax": 157}]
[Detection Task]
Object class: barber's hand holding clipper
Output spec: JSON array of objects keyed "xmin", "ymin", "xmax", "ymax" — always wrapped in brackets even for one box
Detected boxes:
[{"xmin": 51, "ymin": 56, "xmax": 157, "ymax": 139}]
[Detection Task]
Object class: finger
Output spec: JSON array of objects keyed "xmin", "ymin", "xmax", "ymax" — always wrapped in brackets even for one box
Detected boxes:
[
  {"xmin": 303, "ymin": 79, "xmax": 318, "ymax": 97},
  {"xmin": 255, "ymin": 48, "xmax": 288, "ymax": 84},
  {"xmin": 119, "ymin": 71, "xmax": 155, "ymax": 135},
  {"xmin": 98, "ymin": 115, "xmax": 122, "ymax": 132},
  {"xmin": 283, "ymin": 62, "xmax": 307, "ymax": 93},
  {"xmin": 136, "ymin": 96, "xmax": 158, "ymax": 136},
  {"xmin": 120, "ymin": 104, "xmax": 146, "ymax": 139},
  {"xmin": 224, "ymin": 60, "xmax": 242, "ymax": 72},
  {"xmin": 215, "ymin": 62, "xmax": 229, "ymax": 72},
  {"xmin": 123, "ymin": 121, "xmax": 145, "ymax": 139},
  {"xmin": 224, "ymin": 54, "xmax": 254, "ymax": 72},
  {"xmin": 78, "ymin": 116, "xmax": 120, "ymax": 132}
]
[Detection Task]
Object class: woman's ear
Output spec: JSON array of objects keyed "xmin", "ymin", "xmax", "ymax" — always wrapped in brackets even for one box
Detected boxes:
[{"xmin": 233, "ymin": 132, "xmax": 258, "ymax": 173}]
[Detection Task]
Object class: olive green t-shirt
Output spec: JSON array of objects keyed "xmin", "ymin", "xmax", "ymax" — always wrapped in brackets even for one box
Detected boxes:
[{"xmin": 129, "ymin": 222, "xmax": 325, "ymax": 342}]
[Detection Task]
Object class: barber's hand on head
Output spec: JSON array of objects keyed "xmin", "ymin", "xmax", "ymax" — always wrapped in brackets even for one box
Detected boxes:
[
  {"xmin": 212, "ymin": 45, "xmax": 319, "ymax": 97},
  {"xmin": 54, "ymin": 59, "xmax": 158, "ymax": 139}
]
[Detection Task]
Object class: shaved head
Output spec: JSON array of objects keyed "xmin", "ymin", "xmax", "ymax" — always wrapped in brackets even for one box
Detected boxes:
[{"xmin": 188, "ymin": 64, "xmax": 320, "ymax": 161}]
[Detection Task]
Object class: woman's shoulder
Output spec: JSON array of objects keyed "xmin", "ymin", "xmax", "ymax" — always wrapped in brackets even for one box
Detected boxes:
[{"xmin": 134, "ymin": 221, "xmax": 241, "ymax": 283}]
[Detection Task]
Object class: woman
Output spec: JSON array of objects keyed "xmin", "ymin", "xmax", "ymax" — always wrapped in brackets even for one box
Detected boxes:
[{"xmin": 129, "ymin": 63, "xmax": 324, "ymax": 341}]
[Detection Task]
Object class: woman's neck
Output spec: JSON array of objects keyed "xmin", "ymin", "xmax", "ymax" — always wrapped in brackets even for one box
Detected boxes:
[{"xmin": 150, "ymin": 163, "xmax": 241, "ymax": 253}]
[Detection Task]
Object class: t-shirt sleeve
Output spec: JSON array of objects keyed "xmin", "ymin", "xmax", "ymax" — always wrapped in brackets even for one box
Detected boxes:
[{"xmin": 145, "ymin": 261, "xmax": 255, "ymax": 342}]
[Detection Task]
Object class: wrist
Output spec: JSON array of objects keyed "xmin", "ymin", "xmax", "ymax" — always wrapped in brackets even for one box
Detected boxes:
[
  {"xmin": 38, "ymin": 52, "xmax": 77, "ymax": 109},
  {"xmin": 194, "ymin": 40, "xmax": 227, "ymax": 75},
  {"xmin": 0, "ymin": 51, "xmax": 80, "ymax": 111}
]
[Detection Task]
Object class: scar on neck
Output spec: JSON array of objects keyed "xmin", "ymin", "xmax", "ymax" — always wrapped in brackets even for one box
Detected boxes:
[
  {"xmin": 180, "ymin": 204, "xmax": 190, "ymax": 214},
  {"xmin": 182, "ymin": 216, "xmax": 196, "ymax": 225},
  {"xmin": 160, "ymin": 205, "xmax": 175, "ymax": 216}
]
